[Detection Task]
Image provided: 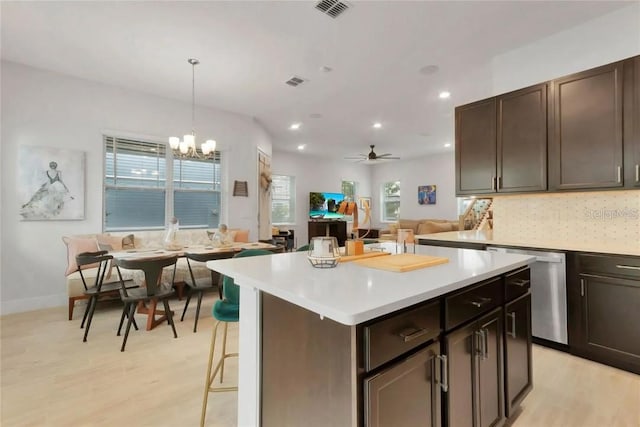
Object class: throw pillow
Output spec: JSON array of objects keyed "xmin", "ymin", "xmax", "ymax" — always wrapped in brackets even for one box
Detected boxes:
[
  {"xmin": 417, "ymin": 221, "xmax": 453, "ymax": 235},
  {"xmin": 96, "ymin": 234, "xmax": 124, "ymax": 252},
  {"xmin": 62, "ymin": 236, "xmax": 99, "ymax": 276},
  {"xmin": 233, "ymin": 229, "xmax": 249, "ymax": 243},
  {"xmin": 121, "ymin": 234, "xmax": 135, "ymax": 249}
]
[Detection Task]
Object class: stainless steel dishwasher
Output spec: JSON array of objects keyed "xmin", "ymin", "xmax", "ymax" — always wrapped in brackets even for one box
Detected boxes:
[{"xmin": 487, "ymin": 246, "xmax": 568, "ymax": 345}]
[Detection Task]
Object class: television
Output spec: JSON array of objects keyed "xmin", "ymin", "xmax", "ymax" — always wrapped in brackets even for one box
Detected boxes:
[{"xmin": 309, "ymin": 192, "xmax": 346, "ymax": 219}]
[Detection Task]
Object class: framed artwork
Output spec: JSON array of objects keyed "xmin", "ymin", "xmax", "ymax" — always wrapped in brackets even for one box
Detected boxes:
[
  {"xmin": 359, "ymin": 197, "xmax": 371, "ymax": 210},
  {"xmin": 418, "ymin": 185, "xmax": 436, "ymax": 205},
  {"xmin": 18, "ymin": 145, "xmax": 85, "ymax": 220}
]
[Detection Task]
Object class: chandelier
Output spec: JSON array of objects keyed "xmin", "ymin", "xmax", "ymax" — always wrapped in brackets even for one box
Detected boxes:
[{"xmin": 169, "ymin": 58, "xmax": 217, "ymax": 159}]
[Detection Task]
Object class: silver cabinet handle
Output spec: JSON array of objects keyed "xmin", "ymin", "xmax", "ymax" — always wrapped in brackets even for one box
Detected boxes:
[
  {"xmin": 474, "ymin": 330, "xmax": 483, "ymax": 358},
  {"xmin": 398, "ymin": 327, "xmax": 429, "ymax": 342},
  {"xmin": 617, "ymin": 166, "xmax": 622, "ymax": 183},
  {"xmin": 507, "ymin": 312, "xmax": 517, "ymax": 339},
  {"xmin": 437, "ymin": 354, "xmax": 448, "ymax": 392},
  {"xmin": 468, "ymin": 296, "xmax": 492, "ymax": 307},
  {"xmin": 491, "ymin": 176, "xmax": 496, "ymax": 191},
  {"xmin": 580, "ymin": 278, "xmax": 585, "ymax": 297},
  {"xmin": 509, "ymin": 279, "xmax": 530, "ymax": 287},
  {"xmin": 483, "ymin": 328, "xmax": 489, "ymax": 360},
  {"xmin": 497, "ymin": 176, "xmax": 502, "ymax": 190},
  {"xmin": 616, "ymin": 264, "xmax": 640, "ymax": 271},
  {"xmin": 636, "ymin": 164, "xmax": 639, "ymax": 183}
]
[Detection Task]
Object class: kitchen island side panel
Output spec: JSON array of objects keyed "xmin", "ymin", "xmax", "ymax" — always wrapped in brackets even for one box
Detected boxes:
[{"xmin": 261, "ymin": 292, "xmax": 360, "ymax": 427}]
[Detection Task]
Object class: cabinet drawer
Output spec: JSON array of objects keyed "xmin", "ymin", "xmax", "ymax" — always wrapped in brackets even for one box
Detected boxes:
[
  {"xmin": 445, "ymin": 277, "xmax": 503, "ymax": 330},
  {"xmin": 505, "ymin": 267, "xmax": 531, "ymax": 301},
  {"xmin": 364, "ymin": 301, "xmax": 440, "ymax": 371},
  {"xmin": 579, "ymin": 253, "xmax": 640, "ymax": 279}
]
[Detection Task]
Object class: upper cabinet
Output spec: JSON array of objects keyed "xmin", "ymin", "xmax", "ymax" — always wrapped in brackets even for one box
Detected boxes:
[
  {"xmin": 456, "ymin": 98, "xmax": 497, "ymax": 195},
  {"xmin": 549, "ymin": 62, "xmax": 624, "ymax": 190},
  {"xmin": 455, "ymin": 55, "xmax": 639, "ymax": 196},
  {"xmin": 624, "ymin": 56, "xmax": 640, "ymax": 188},
  {"xmin": 455, "ymin": 84, "xmax": 548, "ymax": 196}
]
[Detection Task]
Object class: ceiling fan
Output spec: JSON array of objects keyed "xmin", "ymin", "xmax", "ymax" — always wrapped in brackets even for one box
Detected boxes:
[{"xmin": 345, "ymin": 145, "xmax": 400, "ymax": 162}]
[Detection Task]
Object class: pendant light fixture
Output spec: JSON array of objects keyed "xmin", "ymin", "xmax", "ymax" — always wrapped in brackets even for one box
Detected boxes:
[{"xmin": 169, "ymin": 58, "xmax": 217, "ymax": 159}]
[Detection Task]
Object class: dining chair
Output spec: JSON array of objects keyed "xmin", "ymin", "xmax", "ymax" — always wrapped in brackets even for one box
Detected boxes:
[
  {"xmin": 200, "ymin": 249, "xmax": 273, "ymax": 427},
  {"xmin": 114, "ymin": 254, "xmax": 179, "ymax": 352},
  {"xmin": 76, "ymin": 251, "xmax": 138, "ymax": 342},
  {"xmin": 181, "ymin": 250, "xmax": 236, "ymax": 333}
]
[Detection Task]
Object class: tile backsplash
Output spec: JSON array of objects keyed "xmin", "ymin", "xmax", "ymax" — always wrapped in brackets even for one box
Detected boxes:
[{"xmin": 492, "ymin": 190, "xmax": 640, "ymax": 248}]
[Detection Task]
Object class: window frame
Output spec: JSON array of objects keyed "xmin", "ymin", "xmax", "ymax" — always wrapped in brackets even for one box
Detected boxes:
[
  {"xmin": 381, "ymin": 180, "xmax": 401, "ymax": 223},
  {"xmin": 271, "ymin": 174, "xmax": 296, "ymax": 226}
]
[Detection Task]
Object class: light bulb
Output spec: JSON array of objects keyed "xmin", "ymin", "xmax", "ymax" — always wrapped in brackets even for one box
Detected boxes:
[
  {"xmin": 179, "ymin": 141, "xmax": 188, "ymax": 154},
  {"xmin": 184, "ymin": 134, "xmax": 195, "ymax": 146},
  {"xmin": 206, "ymin": 139, "xmax": 216, "ymax": 153},
  {"xmin": 169, "ymin": 137, "xmax": 180, "ymax": 149}
]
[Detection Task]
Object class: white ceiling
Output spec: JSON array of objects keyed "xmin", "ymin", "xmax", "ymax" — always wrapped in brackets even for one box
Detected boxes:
[{"xmin": 1, "ymin": 1, "xmax": 632, "ymax": 160}]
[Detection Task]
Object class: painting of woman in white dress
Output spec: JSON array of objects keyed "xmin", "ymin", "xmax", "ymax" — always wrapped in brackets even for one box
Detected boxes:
[{"xmin": 18, "ymin": 146, "xmax": 85, "ymax": 220}]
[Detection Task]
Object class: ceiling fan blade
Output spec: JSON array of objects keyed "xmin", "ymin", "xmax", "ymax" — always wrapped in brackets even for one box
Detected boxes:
[
  {"xmin": 344, "ymin": 156, "xmax": 365, "ymax": 160},
  {"xmin": 376, "ymin": 153, "xmax": 393, "ymax": 157},
  {"xmin": 377, "ymin": 156, "xmax": 401, "ymax": 160}
]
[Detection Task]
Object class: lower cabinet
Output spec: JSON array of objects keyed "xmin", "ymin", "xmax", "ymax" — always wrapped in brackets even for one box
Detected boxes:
[
  {"xmin": 365, "ymin": 341, "xmax": 442, "ymax": 427},
  {"xmin": 445, "ymin": 308, "xmax": 505, "ymax": 427},
  {"xmin": 503, "ymin": 293, "xmax": 532, "ymax": 417},
  {"xmin": 569, "ymin": 253, "xmax": 640, "ymax": 375}
]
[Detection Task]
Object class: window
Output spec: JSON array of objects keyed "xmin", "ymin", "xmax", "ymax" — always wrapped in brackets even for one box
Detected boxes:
[
  {"xmin": 271, "ymin": 175, "xmax": 296, "ymax": 224},
  {"xmin": 381, "ymin": 181, "xmax": 401, "ymax": 222},
  {"xmin": 341, "ymin": 180, "xmax": 357, "ymax": 202},
  {"xmin": 104, "ymin": 136, "xmax": 222, "ymax": 231}
]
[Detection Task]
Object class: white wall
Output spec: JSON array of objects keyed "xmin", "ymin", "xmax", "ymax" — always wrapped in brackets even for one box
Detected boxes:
[
  {"xmin": 370, "ymin": 152, "xmax": 458, "ymax": 229},
  {"xmin": 271, "ymin": 150, "xmax": 372, "ymax": 246},
  {"xmin": 492, "ymin": 2, "xmax": 640, "ymax": 94},
  {"xmin": 0, "ymin": 61, "xmax": 272, "ymax": 314}
]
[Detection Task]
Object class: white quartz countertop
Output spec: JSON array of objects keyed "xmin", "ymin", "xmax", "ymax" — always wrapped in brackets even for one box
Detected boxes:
[
  {"xmin": 207, "ymin": 244, "xmax": 534, "ymax": 326},
  {"xmin": 415, "ymin": 230, "xmax": 640, "ymax": 257}
]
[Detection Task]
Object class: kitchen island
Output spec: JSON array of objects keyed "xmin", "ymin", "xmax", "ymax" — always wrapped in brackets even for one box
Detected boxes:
[{"xmin": 207, "ymin": 244, "xmax": 535, "ymax": 427}]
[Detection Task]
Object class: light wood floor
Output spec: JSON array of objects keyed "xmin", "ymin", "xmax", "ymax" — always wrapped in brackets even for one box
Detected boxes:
[{"xmin": 1, "ymin": 295, "xmax": 639, "ymax": 426}]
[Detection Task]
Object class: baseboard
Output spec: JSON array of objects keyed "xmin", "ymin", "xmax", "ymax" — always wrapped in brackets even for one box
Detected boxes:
[{"xmin": 0, "ymin": 293, "xmax": 66, "ymax": 316}]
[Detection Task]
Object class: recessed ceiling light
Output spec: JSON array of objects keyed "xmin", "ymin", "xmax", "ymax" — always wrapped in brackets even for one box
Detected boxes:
[
  {"xmin": 444, "ymin": 143, "xmax": 451, "ymax": 148},
  {"xmin": 297, "ymin": 144, "xmax": 306, "ymax": 150},
  {"xmin": 439, "ymin": 91, "xmax": 451, "ymax": 99},
  {"xmin": 290, "ymin": 123, "xmax": 302, "ymax": 130},
  {"xmin": 373, "ymin": 122, "xmax": 382, "ymax": 129}
]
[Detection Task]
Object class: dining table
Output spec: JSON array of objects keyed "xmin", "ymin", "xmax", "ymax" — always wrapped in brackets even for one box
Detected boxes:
[{"xmin": 110, "ymin": 241, "xmax": 281, "ymax": 330}]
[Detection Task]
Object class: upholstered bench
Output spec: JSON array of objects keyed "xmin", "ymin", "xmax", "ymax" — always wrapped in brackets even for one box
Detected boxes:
[{"xmin": 63, "ymin": 228, "xmax": 251, "ymax": 320}]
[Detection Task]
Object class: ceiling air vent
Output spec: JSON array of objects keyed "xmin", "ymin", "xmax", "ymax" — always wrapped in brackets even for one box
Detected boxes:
[
  {"xmin": 315, "ymin": 0, "xmax": 350, "ymax": 19},
  {"xmin": 285, "ymin": 76, "xmax": 306, "ymax": 87}
]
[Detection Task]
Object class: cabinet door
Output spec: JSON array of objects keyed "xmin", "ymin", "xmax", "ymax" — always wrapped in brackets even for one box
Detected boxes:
[
  {"xmin": 576, "ymin": 274, "xmax": 640, "ymax": 374},
  {"xmin": 456, "ymin": 98, "xmax": 497, "ymax": 195},
  {"xmin": 365, "ymin": 342, "xmax": 441, "ymax": 427},
  {"xmin": 476, "ymin": 309, "xmax": 505, "ymax": 427},
  {"xmin": 497, "ymin": 84, "xmax": 547, "ymax": 193},
  {"xmin": 504, "ymin": 294, "xmax": 532, "ymax": 417},
  {"xmin": 550, "ymin": 61, "xmax": 624, "ymax": 190},
  {"xmin": 445, "ymin": 323, "xmax": 477, "ymax": 427},
  {"xmin": 624, "ymin": 56, "xmax": 640, "ymax": 188}
]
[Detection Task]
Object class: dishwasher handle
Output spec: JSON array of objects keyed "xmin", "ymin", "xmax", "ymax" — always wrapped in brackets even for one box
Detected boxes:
[{"xmin": 534, "ymin": 256, "xmax": 564, "ymax": 264}]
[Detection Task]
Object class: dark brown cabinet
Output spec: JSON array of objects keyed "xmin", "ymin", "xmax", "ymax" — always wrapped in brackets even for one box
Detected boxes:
[
  {"xmin": 497, "ymin": 84, "xmax": 548, "ymax": 193},
  {"xmin": 455, "ymin": 84, "xmax": 548, "ymax": 196},
  {"xmin": 568, "ymin": 253, "xmax": 640, "ymax": 375},
  {"xmin": 624, "ymin": 56, "xmax": 640, "ymax": 188},
  {"xmin": 445, "ymin": 308, "xmax": 505, "ymax": 427},
  {"xmin": 365, "ymin": 342, "xmax": 442, "ymax": 427},
  {"xmin": 456, "ymin": 98, "xmax": 497, "ymax": 195},
  {"xmin": 549, "ymin": 61, "xmax": 624, "ymax": 190},
  {"xmin": 503, "ymin": 293, "xmax": 532, "ymax": 418},
  {"xmin": 308, "ymin": 220, "xmax": 347, "ymax": 246}
]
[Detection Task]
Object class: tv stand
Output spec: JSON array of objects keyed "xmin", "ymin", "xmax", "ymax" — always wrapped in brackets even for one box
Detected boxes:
[{"xmin": 308, "ymin": 220, "xmax": 347, "ymax": 247}]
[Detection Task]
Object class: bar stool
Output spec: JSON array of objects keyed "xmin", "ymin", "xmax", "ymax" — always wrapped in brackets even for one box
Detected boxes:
[
  {"xmin": 76, "ymin": 251, "xmax": 138, "ymax": 342},
  {"xmin": 200, "ymin": 249, "xmax": 273, "ymax": 427},
  {"xmin": 114, "ymin": 254, "xmax": 179, "ymax": 352},
  {"xmin": 181, "ymin": 250, "xmax": 236, "ymax": 333}
]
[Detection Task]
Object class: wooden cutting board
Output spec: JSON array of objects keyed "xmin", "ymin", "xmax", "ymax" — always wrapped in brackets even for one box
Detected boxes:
[
  {"xmin": 354, "ymin": 253, "xmax": 449, "ymax": 272},
  {"xmin": 339, "ymin": 251, "xmax": 391, "ymax": 263}
]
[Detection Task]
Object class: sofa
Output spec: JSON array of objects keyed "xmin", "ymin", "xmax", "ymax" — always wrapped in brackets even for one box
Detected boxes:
[
  {"xmin": 63, "ymin": 228, "xmax": 250, "ymax": 320},
  {"xmin": 378, "ymin": 219, "xmax": 459, "ymax": 241}
]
